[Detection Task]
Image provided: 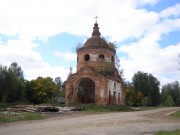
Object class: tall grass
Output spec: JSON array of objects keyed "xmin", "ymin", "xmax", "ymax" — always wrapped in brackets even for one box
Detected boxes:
[
  {"xmin": 70, "ymin": 104, "xmax": 134, "ymax": 112},
  {"xmin": 0, "ymin": 112, "xmax": 44, "ymax": 123},
  {"xmin": 170, "ymin": 111, "xmax": 180, "ymax": 118}
]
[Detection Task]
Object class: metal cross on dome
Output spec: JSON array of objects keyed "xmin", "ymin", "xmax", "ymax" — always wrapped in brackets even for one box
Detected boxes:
[{"xmin": 94, "ymin": 16, "xmax": 98, "ymax": 23}]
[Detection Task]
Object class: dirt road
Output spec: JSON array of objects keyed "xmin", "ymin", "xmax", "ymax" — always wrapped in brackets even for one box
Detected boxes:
[{"xmin": 0, "ymin": 107, "xmax": 180, "ymax": 135}]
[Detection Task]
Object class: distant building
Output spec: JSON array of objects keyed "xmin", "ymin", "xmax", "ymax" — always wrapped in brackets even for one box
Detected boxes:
[{"xmin": 65, "ymin": 21, "xmax": 125, "ymax": 105}]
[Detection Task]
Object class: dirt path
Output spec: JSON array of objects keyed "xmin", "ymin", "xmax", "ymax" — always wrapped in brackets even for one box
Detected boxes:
[{"xmin": 0, "ymin": 107, "xmax": 180, "ymax": 135}]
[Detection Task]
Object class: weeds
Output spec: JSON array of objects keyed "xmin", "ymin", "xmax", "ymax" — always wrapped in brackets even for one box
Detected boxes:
[{"xmin": 0, "ymin": 112, "xmax": 44, "ymax": 123}]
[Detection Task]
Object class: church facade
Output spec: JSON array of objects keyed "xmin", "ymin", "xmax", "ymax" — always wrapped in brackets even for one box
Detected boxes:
[{"xmin": 65, "ymin": 22, "xmax": 125, "ymax": 105}]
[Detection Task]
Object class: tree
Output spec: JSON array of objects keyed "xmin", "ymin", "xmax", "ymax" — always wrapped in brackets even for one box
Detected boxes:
[
  {"xmin": 108, "ymin": 41, "xmax": 125, "ymax": 84},
  {"xmin": 125, "ymin": 87, "xmax": 135, "ymax": 106},
  {"xmin": 132, "ymin": 71, "xmax": 160, "ymax": 106},
  {"xmin": 0, "ymin": 65, "xmax": 7, "ymax": 101},
  {"xmin": 54, "ymin": 77, "xmax": 65, "ymax": 97},
  {"xmin": 161, "ymin": 81, "xmax": 180, "ymax": 106},
  {"xmin": 60, "ymin": 81, "xmax": 66, "ymax": 97},
  {"xmin": 54, "ymin": 77, "xmax": 62, "ymax": 90},
  {"xmin": 135, "ymin": 91, "xmax": 144, "ymax": 106},
  {"xmin": 26, "ymin": 77, "xmax": 58, "ymax": 104},
  {"xmin": 142, "ymin": 96, "xmax": 151, "ymax": 106},
  {"xmin": 0, "ymin": 63, "xmax": 25, "ymax": 103},
  {"xmin": 8, "ymin": 62, "xmax": 23, "ymax": 79},
  {"xmin": 178, "ymin": 54, "xmax": 180, "ymax": 70},
  {"xmin": 148, "ymin": 74, "xmax": 160, "ymax": 106},
  {"xmin": 25, "ymin": 80, "xmax": 36, "ymax": 103},
  {"xmin": 164, "ymin": 95, "xmax": 174, "ymax": 106}
]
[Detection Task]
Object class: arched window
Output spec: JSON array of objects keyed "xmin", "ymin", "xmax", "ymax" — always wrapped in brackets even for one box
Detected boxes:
[
  {"xmin": 99, "ymin": 54, "xmax": 104, "ymax": 60},
  {"xmin": 114, "ymin": 82, "xmax": 116, "ymax": 90},
  {"xmin": 111, "ymin": 56, "xmax": 114, "ymax": 62},
  {"xmin": 84, "ymin": 54, "xmax": 90, "ymax": 61}
]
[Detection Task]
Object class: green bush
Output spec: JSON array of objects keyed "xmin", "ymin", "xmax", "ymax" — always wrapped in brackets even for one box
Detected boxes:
[
  {"xmin": 165, "ymin": 95, "xmax": 175, "ymax": 106},
  {"xmin": 142, "ymin": 97, "xmax": 152, "ymax": 106}
]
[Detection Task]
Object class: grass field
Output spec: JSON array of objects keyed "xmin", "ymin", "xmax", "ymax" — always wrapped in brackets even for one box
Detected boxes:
[
  {"xmin": 0, "ymin": 103, "xmax": 134, "ymax": 123},
  {"xmin": 71, "ymin": 104, "xmax": 134, "ymax": 112},
  {"xmin": 170, "ymin": 110, "xmax": 180, "ymax": 118},
  {"xmin": 0, "ymin": 112, "xmax": 44, "ymax": 123},
  {"xmin": 156, "ymin": 130, "xmax": 180, "ymax": 135}
]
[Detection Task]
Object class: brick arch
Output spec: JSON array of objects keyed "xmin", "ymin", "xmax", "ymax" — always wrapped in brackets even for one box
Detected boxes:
[
  {"xmin": 76, "ymin": 77, "xmax": 95, "ymax": 103},
  {"xmin": 84, "ymin": 54, "xmax": 90, "ymax": 61}
]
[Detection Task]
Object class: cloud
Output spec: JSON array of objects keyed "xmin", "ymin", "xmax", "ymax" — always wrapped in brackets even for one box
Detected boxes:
[
  {"xmin": 54, "ymin": 52, "xmax": 76, "ymax": 61},
  {"xmin": 0, "ymin": 0, "xmax": 179, "ymax": 86},
  {"xmin": 0, "ymin": 0, "xmax": 160, "ymax": 41},
  {"xmin": 25, "ymin": 65, "xmax": 70, "ymax": 81},
  {"xmin": 116, "ymin": 2, "xmax": 180, "ymax": 86},
  {"xmin": 118, "ymin": 27, "xmax": 180, "ymax": 86},
  {"xmin": 160, "ymin": 3, "xmax": 180, "ymax": 18},
  {"xmin": 0, "ymin": 39, "xmax": 70, "ymax": 81}
]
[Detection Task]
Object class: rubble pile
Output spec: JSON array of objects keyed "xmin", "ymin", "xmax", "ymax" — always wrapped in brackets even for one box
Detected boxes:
[{"xmin": 7, "ymin": 105, "xmax": 83, "ymax": 113}]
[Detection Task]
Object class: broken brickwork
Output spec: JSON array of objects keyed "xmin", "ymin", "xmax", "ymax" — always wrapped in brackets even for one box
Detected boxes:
[{"xmin": 65, "ymin": 22, "xmax": 125, "ymax": 105}]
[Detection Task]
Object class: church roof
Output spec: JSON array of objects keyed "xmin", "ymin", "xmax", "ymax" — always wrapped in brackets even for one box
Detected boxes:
[{"xmin": 83, "ymin": 23, "xmax": 111, "ymax": 48}]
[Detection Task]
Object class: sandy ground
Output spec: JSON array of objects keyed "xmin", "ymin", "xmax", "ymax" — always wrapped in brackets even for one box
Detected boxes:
[{"xmin": 0, "ymin": 107, "xmax": 180, "ymax": 135}]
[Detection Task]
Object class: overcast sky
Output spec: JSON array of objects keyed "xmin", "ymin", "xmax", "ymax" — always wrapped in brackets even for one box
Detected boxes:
[{"xmin": 0, "ymin": 0, "xmax": 180, "ymax": 86}]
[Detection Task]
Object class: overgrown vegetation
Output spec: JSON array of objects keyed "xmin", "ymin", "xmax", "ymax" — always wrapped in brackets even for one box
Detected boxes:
[
  {"xmin": 108, "ymin": 41, "xmax": 118, "ymax": 51},
  {"xmin": 0, "ymin": 62, "xmax": 180, "ymax": 107},
  {"xmin": 97, "ymin": 62, "xmax": 114, "ymax": 75},
  {"xmin": 70, "ymin": 104, "xmax": 134, "ymax": 112},
  {"xmin": 161, "ymin": 81, "xmax": 180, "ymax": 106},
  {"xmin": 171, "ymin": 111, "xmax": 180, "ymax": 118},
  {"xmin": 156, "ymin": 130, "xmax": 180, "ymax": 135},
  {"xmin": 0, "ymin": 62, "xmax": 65, "ymax": 104},
  {"xmin": 0, "ymin": 112, "xmax": 44, "ymax": 123},
  {"xmin": 123, "ymin": 71, "xmax": 180, "ymax": 107}
]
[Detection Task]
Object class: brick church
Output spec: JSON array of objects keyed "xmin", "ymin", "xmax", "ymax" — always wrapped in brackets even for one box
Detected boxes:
[{"xmin": 65, "ymin": 21, "xmax": 125, "ymax": 105}]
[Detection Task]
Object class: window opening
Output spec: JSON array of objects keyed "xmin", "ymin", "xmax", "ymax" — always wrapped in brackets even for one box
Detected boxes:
[
  {"xmin": 114, "ymin": 82, "xmax": 116, "ymax": 90},
  {"xmin": 99, "ymin": 54, "xmax": 104, "ymax": 60},
  {"xmin": 109, "ymin": 91, "xmax": 111, "ymax": 99},
  {"xmin": 111, "ymin": 56, "xmax": 114, "ymax": 62},
  {"xmin": 84, "ymin": 54, "xmax": 90, "ymax": 61},
  {"xmin": 118, "ymin": 93, "xmax": 120, "ymax": 103},
  {"xmin": 113, "ymin": 91, "xmax": 116, "ymax": 99}
]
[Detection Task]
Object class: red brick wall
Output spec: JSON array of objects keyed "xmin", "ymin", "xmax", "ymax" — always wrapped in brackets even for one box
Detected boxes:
[{"xmin": 77, "ymin": 47, "xmax": 115, "ymax": 72}]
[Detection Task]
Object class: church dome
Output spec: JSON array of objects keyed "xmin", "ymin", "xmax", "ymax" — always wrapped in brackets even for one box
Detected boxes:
[
  {"xmin": 83, "ymin": 23, "xmax": 110, "ymax": 48},
  {"xmin": 84, "ymin": 36, "xmax": 109, "ymax": 47}
]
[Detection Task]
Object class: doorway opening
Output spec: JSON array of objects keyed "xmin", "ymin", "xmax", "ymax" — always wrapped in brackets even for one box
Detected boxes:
[{"xmin": 77, "ymin": 78, "xmax": 95, "ymax": 103}]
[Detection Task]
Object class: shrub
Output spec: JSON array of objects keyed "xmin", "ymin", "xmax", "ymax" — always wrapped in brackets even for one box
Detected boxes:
[
  {"xmin": 142, "ymin": 96, "xmax": 152, "ymax": 106},
  {"xmin": 165, "ymin": 95, "xmax": 174, "ymax": 106}
]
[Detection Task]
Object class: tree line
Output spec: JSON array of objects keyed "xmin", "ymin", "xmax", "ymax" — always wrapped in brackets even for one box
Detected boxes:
[
  {"xmin": 0, "ymin": 62, "xmax": 179, "ymax": 106},
  {"xmin": 0, "ymin": 62, "xmax": 65, "ymax": 104},
  {"xmin": 124, "ymin": 71, "xmax": 180, "ymax": 107}
]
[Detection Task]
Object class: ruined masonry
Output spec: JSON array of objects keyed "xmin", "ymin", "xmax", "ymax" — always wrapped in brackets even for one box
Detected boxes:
[{"xmin": 65, "ymin": 22, "xmax": 125, "ymax": 105}]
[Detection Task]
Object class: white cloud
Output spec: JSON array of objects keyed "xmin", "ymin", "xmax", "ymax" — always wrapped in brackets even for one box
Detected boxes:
[
  {"xmin": 0, "ymin": 40, "xmax": 70, "ymax": 81},
  {"xmin": 160, "ymin": 3, "xmax": 180, "ymax": 18},
  {"xmin": 118, "ymin": 32, "xmax": 180, "ymax": 86},
  {"xmin": 25, "ymin": 65, "xmax": 70, "ymax": 81},
  {"xmin": 0, "ymin": 0, "xmax": 179, "ymax": 86},
  {"xmin": 130, "ymin": 0, "xmax": 159, "ymax": 6},
  {"xmin": 116, "ymin": 2, "xmax": 180, "ymax": 86},
  {"xmin": 54, "ymin": 52, "xmax": 76, "ymax": 61},
  {"xmin": 0, "ymin": 0, "xmax": 160, "ymax": 41}
]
